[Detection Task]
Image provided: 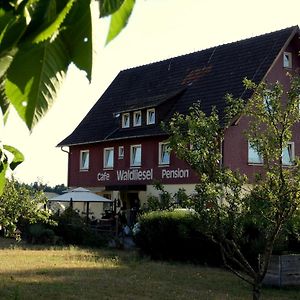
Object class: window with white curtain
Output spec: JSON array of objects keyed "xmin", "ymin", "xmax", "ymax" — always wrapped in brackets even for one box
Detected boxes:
[
  {"xmin": 122, "ymin": 113, "xmax": 130, "ymax": 128},
  {"xmin": 133, "ymin": 111, "xmax": 142, "ymax": 126},
  {"xmin": 147, "ymin": 108, "xmax": 155, "ymax": 125},
  {"xmin": 80, "ymin": 150, "xmax": 89, "ymax": 170},
  {"xmin": 248, "ymin": 143, "xmax": 263, "ymax": 164},
  {"xmin": 283, "ymin": 52, "xmax": 292, "ymax": 68},
  {"xmin": 130, "ymin": 145, "xmax": 141, "ymax": 167},
  {"xmin": 282, "ymin": 142, "xmax": 294, "ymax": 166},
  {"xmin": 104, "ymin": 147, "xmax": 114, "ymax": 169},
  {"xmin": 159, "ymin": 142, "xmax": 170, "ymax": 165}
]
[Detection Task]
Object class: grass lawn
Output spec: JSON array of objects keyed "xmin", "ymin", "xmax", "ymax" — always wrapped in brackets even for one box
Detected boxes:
[{"xmin": 0, "ymin": 239, "xmax": 299, "ymax": 299}]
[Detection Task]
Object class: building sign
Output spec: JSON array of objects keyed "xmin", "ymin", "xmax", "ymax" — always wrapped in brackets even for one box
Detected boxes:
[{"xmin": 97, "ymin": 168, "xmax": 189, "ymax": 182}]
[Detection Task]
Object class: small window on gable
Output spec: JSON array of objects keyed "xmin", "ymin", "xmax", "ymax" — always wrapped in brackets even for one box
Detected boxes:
[
  {"xmin": 133, "ymin": 111, "xmax": 142, "ymax": 127},
  {"xmin": 248, "ymin": 143, "xmax": 263, "ymax": 165},
  {"xmin": 283, "ymin": 52, "xmax": 292, "ymax": 69},
  {"xmin": 80, "ymin": 150, "xmax": 89, "ymax": 170},
  {"xmin": 147, "ymin": 108, "xmax": 155, "ymax": 125},
  {"xmin": 118, "ymin": 146, "xmax": 124, "ymax": 159},
  {"xmin": 122, "ymin": 113, "xmax": 130, "ymax": 128},
  {"xmin": 104, "ymin": 147, "xmax": 114, "ymax": 169},
  {"xmin": 282, "ymin": 142, "xmax": 294, "ymax": 166}
]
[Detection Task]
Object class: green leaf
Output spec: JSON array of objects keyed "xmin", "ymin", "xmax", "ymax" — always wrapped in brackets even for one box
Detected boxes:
[
  {"xmin": 0, "ymin": 47, "xmax": 17, "ymax": 78},
  {"xmin": 0, "ymin": 74, "xmax": 10, "ymax": 124},
  {"xmin": 6, "ymin": 37, "xmax": 69, "ymax": 130},
  {"xmin": 61, "ymin": 0, "xmax": 92, "ymax": 81},
  {"xmin": 32, "ymin": 0, "xmax": 75, "ymax": 43},
  {"xmin": 99, "ymin": 0, "xmax": 125, "ymax": 17},
  {"xmin": 0, "ymin": 12, "xmax": 27, "ymax": 53},
  {"xmin": 0, "ymin": 147, "xmax": 8, "ymax": 195},
  {"xmin": 3, "ymin": 145, "xmax": 24, "ymax": 170},
  {"xmin": 105, "ymin": 0, "xmax": 135, "ymax": 45}
]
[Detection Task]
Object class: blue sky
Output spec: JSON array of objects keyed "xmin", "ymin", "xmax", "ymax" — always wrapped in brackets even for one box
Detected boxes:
[{"xmin": 3, "ymin": 0, "xmax": 300, "ymax": 186}]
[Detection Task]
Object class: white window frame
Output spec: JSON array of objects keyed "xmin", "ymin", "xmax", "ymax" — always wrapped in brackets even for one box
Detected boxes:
[
  {"xmin": 130, "ymin": 144, "xmax": 142, "ymax": 167},
  {"xmin": 118, "ymin": 146, "xmax": 124, "ymax": 159},
  {"xmin": 282, "ymin": 142, "xmax": 295, "ymax": 166},
  {"xmin": 147, "ymin": 108, "xmax": 155, "ymax": 125},
  {"xmin": 103, "ymin": 147, "xmax": 114, "ymax": 169},
  {"xmin": 80, "ymin": 150, "xmax": 89, "ymax": 171},
  {"xmin": 133, "ymin": 111, "xmax": 142, "ymax": 127},
  {"xmin": 248, "ymin": 143, "xmax": 263, "ymax": 165},
  {"xmin": 283, "ymin": 52, "xmax": 292, "ymax": 69},
  {"xmin": 159, "ymin": 142, "xmax": 170, "ymax": 165},
  {"xmin": 122, "ymin": 113, "xmax": 130, "ymax": 128}
]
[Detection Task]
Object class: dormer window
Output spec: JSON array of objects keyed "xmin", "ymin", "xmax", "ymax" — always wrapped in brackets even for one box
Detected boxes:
[
  {"xmin": 133, "ymin": 111, "xmax": 142, "ymax": 127},
  {"xmin": 122, "ymin": 113, "xmax": 130, "ymax": 128},
  {"xmin": 147, "ymin": 108, "xmax": 155, "ymax": 125},
  {"xmin": 283, "ymin": 52, "xmax": 292, "ymax": 69}
]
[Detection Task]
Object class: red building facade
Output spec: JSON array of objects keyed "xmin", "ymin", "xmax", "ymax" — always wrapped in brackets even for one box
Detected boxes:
[{"xmin": 59, "ymin": 26, "xmax": 300, "ymax": 210}]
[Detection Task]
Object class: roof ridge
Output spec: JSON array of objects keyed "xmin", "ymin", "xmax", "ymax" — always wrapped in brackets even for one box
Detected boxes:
[{"xmin": 120, "ymin": 25, "xmax": 299, "ymax": 73}]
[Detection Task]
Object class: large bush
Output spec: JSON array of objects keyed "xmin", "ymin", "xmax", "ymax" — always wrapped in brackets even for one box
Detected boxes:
[
  {"xmin": 134, "ymin": 210, "xmax": 222, "ymax": 265},
  {"xmin": 52, "ymin": 207, "xmax": 110, "ymax": 247}
]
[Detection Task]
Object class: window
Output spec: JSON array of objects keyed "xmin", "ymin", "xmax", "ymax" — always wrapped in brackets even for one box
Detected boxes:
[
  {"xmin": 118, "ymin": 146, "xmax": 124, "ymax": 159},
  {"xmin": 104, "ymin": 147, "xmax": 114, "ymax": 169},
  {"xmin": 282, "ymin": 142, "xmax": 294, "ymax": 166},
  {"xmin": 133, "ymin": 111, "xmax": 142, "ymax": 127},
  {"xmin": 130, "ymin": 145, "xmax": 141, "ymax": 167},
  {"xmin": 122, "ymin": 113, "xmax": 130, "ymax": 128},
  {"xmin": 80, "ymin": 150, "xmax": 89, "ymax": 170},
  {"xmin": 283, "ymin": 52, "xmax": 292, "ymax": 68},
  {"xmin": 159, "ymin": 142, "xmax": 170, "ymax": 165},
  {"xmin": 248, "ymin": 143, "xmax": 263, "ymax": 164},
  {"xmin": 263, "ymin": 94, "xmax": 271, "ymax": 111},
  {"xmin": 147, "ymin": 108, "xmax": 155, "ymax": 125}
]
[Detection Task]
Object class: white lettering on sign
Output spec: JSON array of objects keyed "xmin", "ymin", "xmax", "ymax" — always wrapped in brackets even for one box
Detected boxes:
[
  {"xmin": 116, "ymin": 169, "xmax": 153, "ymax": 181},
  {"xmin": 96, "ymin": 168, "xmax": 190, "ymax": 182},
  {"xmin": 161, "ymin": 168, "xmax": 189, "ymax": 179},
  {"xmin": 97, "ymin": 172, "xmax": 110, "ymax": 181}
]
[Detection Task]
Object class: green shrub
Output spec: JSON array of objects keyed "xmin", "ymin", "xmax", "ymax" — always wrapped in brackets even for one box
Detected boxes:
[
  {"xmin": 134, "ymin": 210, "xmax": 222, "ymax": 265},
  {"xmin": 53, "ymin": 207, "xmax": 109, "ymax": 247},
  {"xmin": 27, "ymin": 223, "xmax": 59, "ymax": 245}
]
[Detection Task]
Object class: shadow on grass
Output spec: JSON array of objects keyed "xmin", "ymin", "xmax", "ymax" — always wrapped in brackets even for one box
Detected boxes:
[
  {"xmin": 0, "ymin": 262, "xmax": 299, "ymax": 299},
  {"xmin": 0, "ymin": 239, "xmax": 299, "ymax": 300}
]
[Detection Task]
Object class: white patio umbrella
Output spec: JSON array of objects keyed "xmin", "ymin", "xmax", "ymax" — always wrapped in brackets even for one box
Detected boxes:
[{"xmin": 49, "ymin": 187, "xmax": 113, "ymax": 222}]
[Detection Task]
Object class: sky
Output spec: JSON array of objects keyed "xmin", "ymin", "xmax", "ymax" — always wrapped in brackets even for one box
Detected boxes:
[{"xmin": 2, "ymin": 0, "xmax": 300, "ymax": 186}]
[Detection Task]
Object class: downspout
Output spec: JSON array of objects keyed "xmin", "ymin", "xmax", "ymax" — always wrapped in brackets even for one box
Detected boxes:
[{"xmin": 60, "ymin": 146, "xmax": 70, "ymax": 187}]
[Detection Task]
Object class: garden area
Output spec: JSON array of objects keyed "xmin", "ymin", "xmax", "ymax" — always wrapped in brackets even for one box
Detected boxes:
[{"xmin": 0, "ymin": 239, "xmax": 299, "ymax": 300}]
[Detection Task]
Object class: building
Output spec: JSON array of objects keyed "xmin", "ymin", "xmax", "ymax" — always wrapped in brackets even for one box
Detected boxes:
[{"xmin": 58, "ymin": 26, "xmax": 300, "ymax": 217}]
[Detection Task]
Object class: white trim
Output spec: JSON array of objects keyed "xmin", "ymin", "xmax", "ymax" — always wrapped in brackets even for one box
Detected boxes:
[
  {"xmin": 80, "ymin": 150, "xmax": 89, "ymax": 171},
  {"xmin": 146, "ymin": 108, "xmax": 155, "ymax": 125},
  {"xmin": 103, "ymin": 147, "xmax": 114, "ymax": 169},
  {"xmin": 133, "ymin": 111, "xmax": 142, "ymax": 127},
  {"xmin": 130, "ymin": 144, "xmax": 142, "ymax": 167},
  {"xmin": 122, "ymin": 113, "xmax": 130, "ymax": 128}
]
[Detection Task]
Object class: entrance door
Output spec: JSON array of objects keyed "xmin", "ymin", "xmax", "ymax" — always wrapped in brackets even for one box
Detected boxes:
[{"xmin": 120, "ymin": 192, "xmax": 140, "ymax": 226}]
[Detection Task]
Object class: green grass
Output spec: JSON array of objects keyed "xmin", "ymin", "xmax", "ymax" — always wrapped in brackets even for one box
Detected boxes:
[{"xmin": 0, "ymin": 238, "xmax": 299, "ymax": 299}]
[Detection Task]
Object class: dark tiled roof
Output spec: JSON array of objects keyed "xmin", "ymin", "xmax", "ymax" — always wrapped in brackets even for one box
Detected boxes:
[{"xmin": 58, "ymin": 26, "xmax": 298, "ymax": 146}]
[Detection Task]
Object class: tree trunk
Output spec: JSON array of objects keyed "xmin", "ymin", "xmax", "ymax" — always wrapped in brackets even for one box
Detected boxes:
[{"xmin": 252, "ymin": 282, "xmax": 262, "ymax": 300}]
